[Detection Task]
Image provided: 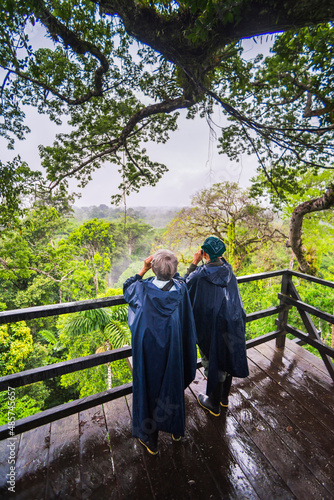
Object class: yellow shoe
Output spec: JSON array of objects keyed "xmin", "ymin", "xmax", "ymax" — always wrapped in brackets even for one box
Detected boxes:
[
  {"xmin": 197, "ymin": 393, "xmax": 220, "ymax": 416},
  {"xmin": 138, "ymin": 437, "xmax": 159, "ymax": 455},
  {"xmin": 172, "ymin": 434, "xmax": 182, "ymax": 441}
]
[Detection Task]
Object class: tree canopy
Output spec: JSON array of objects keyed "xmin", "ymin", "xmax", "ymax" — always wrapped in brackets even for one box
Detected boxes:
[
  {"xmin": 163, "ymin": 181, "xmax": 286, "ymax": 269},
  {"xmin": 1, "ymin": 1, "xmax": 334, "ymax": 273},
  {"xmin": 1, "ymin": 1, "xmax": 334, "ymax": 202}
]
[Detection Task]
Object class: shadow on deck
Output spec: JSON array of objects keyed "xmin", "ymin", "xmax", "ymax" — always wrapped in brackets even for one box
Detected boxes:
[{"xmin": 1, "ymin": 339, "xmax": 333, "ymax": 500}]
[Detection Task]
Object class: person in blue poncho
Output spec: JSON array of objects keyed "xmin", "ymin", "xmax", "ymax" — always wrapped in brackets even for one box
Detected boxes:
[
  {"xmin": 185, "ymin": 236, "xmax": 249, "ymax": 416},
  {"xmin": 123, "ymin": 249, "xmax": 197, "ymax": 455}
]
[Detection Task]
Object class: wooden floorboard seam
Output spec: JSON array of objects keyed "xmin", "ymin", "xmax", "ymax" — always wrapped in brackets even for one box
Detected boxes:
[
  {"xmin": 252, "ymin": 344, "xmax": 334, "ymax": 430},
  {"xmin": 232, "ymin": 373, "xmax": 334, "ymax": 497},
  {"xmin": 284, "ymin": 341, "xmax": 333, "ymax": 379},
  {"xmin": 1, "ymin": 339, "xmax": 333, "ymax": 500},
  {"xmin": 188, "ymin": 376, "xmax": 271, "ymax": 499},
  {"xmin": 123, "ymin": 395, "xmax": 156, "ymax": 500},
  {"xmin": 245, "ymin": 356, "xmax": 334, "ymax": 463},
  {"xmin": 247, "ymin": 347, "xmax": 334, "ymax": 436},
  {"xmin": 264, "ymin": 341, "xmax": 334, "ymax": 398}
]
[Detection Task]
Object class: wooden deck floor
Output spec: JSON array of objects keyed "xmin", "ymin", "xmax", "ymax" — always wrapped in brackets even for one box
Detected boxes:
[{"xmin": 1, "ymin": 339, "xmax": 333, "ymax": 500}]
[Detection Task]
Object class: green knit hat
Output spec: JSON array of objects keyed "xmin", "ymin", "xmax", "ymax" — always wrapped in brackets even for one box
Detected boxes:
[{"xmin": 201, "ymin": 236, "xmax": 226, "ymax": 262}]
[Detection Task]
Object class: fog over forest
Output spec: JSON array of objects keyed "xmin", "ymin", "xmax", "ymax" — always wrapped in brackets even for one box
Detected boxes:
[{"xmin": 73, "ymin": 205, "xmax": 181, "ymax": 228}]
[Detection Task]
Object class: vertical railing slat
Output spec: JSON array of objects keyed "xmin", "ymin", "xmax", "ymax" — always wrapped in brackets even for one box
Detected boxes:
[{"xmin": 276, "ymin": 272, "xmax": 291, "ymax": 348}]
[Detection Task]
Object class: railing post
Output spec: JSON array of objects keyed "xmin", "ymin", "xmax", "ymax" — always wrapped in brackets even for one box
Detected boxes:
[
  {"xmin": 288, "ymin": 280, "xmax": 334, "ymax": 381},
  {"xmin": 276, "ymin": 271, "xmax": 291, "ymax": 348}
]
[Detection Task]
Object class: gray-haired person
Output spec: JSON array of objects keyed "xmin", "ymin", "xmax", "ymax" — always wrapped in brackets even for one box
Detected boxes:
[{"xmin": 123, "ymin": 249, "xmax": 197, "ymax": 455}]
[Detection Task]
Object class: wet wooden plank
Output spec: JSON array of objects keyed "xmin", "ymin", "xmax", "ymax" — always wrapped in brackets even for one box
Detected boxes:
[
  {"xmin": 237, "ymin": 357, "xmax": 334, "ymax": 462},
  {"xmin": 46, "ymin": 413, "xmax": 81, "ymax": 499},
  {"xmin": 189, "ymin": 371, "xmax": 292, "ymax": 500},
  {"xmin": 263, "ymin": 340, "xmax": 334, "ymax": 408},
  {"xmin": 0, "ymin": 434, "xmax": 21, "ymax": 498},
  {"xmin": 255, "ymin": 342, "xmax": 334, "ymax": 413},
  {"xmin": 2, "ymin": 343, "xmax": 332, "ymax": 500},
  {"xmin": 138, "ymin": 425, "xmax": 200, "ymax": 500},
  {"xmin": 247, "ymin": 346, "xmax": 334, "ymax": 435},
  {"xmin": 279, "ymin": 339, "xmax": 333, "ymax": 381},
  {"xmin": 229, "ymin": 377, "xmax": 331, "ymax": 499},
  {"xmin": 126, "ymin": 383, "xmax": 232, "ymax": 500},
  {"xmin": 79, "ymin": 405, "xmax": 117, "ymax": 500},
  {"xmin": 185, "ymin": 371, "xmax": 260, "ymax": 500},
  {"xmin": 131, "ymin": 387, "xmax": 226, "ymax": 500},
  {"xmin": 14, "ymin": 423, "xmax": 50, "ymax": 500},
  {"xmin": 235, "ymin": 358, "xmax": 334, "ymax": 496},
  {"xmin": 168, "ymin": 394, "xmax": 224, "ymax": 500},
  {"xmin": 103, "ymin": 395, "xmax": 152, "ymax": 499},
  {"xmin": 127, "ymin": 392, "xmax": 208, "ymax": 500}
]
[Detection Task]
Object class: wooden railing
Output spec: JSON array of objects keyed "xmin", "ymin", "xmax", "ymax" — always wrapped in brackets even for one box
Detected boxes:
[{"xmin": 0, "ymin": 269, "xmax": 333, "ymax": 440}]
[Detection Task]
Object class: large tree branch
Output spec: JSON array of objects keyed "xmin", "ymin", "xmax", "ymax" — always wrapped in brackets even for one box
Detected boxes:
[
  {"xmin": 288, "ymin": 185, "xmax": 334, "ymax": 275},
  {"xmin": 49, "ymin": 95, "xmax": 194, "ymax": 189},
  {"xmin": 29, "ymin": 0, "xmax": 110, "ymax": 103},
  {"xmin": 93, "ymin": 1, "xmax": 334, "ymax": 70},
  {"xmin": 28, "ymin": 267, "xmax": 73, "ymax": 283},
  {"xmin": 280, "ymin": 73, "xmax": 334, "ymax": 119}
]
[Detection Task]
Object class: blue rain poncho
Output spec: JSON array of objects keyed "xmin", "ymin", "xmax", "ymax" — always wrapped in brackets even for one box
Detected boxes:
[
  {"xmin": 185, "ymin": 259, "xmax": 249, "ymax": 394},
  {"xmin": 123, "ymin": 274, "xmax": 197, "ymax": 440}
]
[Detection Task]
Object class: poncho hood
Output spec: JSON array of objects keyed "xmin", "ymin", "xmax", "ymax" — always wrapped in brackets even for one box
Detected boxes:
[
  {"xmin": 142, "ymin": 279, "xmax": 183, "ymax": 316},
  {"xmin": 201, "ymin": 263, "xmax": 233, "ymax": 287}
]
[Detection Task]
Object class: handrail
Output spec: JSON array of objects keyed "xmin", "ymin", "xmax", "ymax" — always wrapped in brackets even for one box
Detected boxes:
[
  {"xmin": 0, "ymin": 345, "xmax": 132, "ymax": 391},
  {"xmin": 1, "ymin": 268, "xmax": 330, "ymax": 326},
  {"xmin": 0, "ymin": 295, "xmax": 126, "ymax": 325},
  {"xmin": 0, "ymin": 305, "xmax": 286, "ymax": 391},
  {"xmin": 285, "ymin": 325, "xmax": 334, "ymax": 357},
  {"xmin": 236, "ymin": 269, "xmax": 286, "ymax": 283},
  {"xmin": 0, "ymin": 334, "xmax": 287, "ymax": 441},
  {"xmin": 0, "ymin": 268, "xmax": 333, "ymax": 441},
  {"xmin": 287, "ymin": 270, "xmax": 334, "ymax": 288},
  {"xmin": 278, "ymin": 293, "xmax": 334, "ymax": 324},
  {"xmin": 0, "ymin": 270, "xmax": 286, "ymax": 325}
]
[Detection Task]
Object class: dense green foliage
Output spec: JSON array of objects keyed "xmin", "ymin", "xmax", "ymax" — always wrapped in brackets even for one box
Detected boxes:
[
  {"xmin": 0, "ymin": 206, "xmax": 160, "ymax": 424},
  {"xmin": 0, "ymin": 2, "xmax": 333, "ymax": 227},
  {"xmin": 58, "ymin": 305, "xmax": 131, "ymax": 396},
  {"xmin": 1, "ymin": 195, "xmax": 332, "ymax": 426},
  {"xmin": 162, "ymin": 182, "xmax": 286, "ymax": 270},
  {"xmin": 0, "ymin": 0, "xmax": 333, "ymax": 426}
]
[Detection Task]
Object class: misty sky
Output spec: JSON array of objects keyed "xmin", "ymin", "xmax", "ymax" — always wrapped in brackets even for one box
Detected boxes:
[{"xmin": 1, "ymin": 26, "xmax": 274, "ymax": 208}]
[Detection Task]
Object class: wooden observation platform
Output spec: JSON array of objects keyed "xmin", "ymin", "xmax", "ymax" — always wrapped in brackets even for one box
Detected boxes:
[{"xmin": 0, "ymin": 269, "xmax": 333, "ymax": 499}]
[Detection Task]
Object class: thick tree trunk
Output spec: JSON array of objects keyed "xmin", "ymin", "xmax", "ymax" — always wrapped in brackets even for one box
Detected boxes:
[
  {"xmin": 98, "ymin": 0, "xmax": 334, "ymax": 73},
  {"xmin": 288, "ymin": 185, "xmax": 334, "ymax": 275}
]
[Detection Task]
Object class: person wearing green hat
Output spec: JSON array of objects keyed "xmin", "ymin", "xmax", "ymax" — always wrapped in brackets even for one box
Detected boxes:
[{"xmin": 184, "ymin": 236, "xmax": 249, "ymax": 416}]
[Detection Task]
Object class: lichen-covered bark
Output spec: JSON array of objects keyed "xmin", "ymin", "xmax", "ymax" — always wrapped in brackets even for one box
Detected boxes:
[
  {"xmin": 93, "ymin": 0, "xmax": 334, "ymax": 70},
  {"xmin": 288, "ymin": 185, "xmax": 334, "ymax": 275},
  {"xmin": 87, "ymin": 0, "xmax": 334, "ymax": 103}
]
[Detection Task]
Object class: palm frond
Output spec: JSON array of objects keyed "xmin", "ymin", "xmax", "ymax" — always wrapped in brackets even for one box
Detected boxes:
[
  {"xmin": 39, "ymin": 330, "xmax": 57, "ymax": 344},
  {"xmin": 109, "ymin": 305, "xmax": 129, "ymax": 322},
  {"xmin": 104, "ymin": 320, "xmax": 131, "ymax": 349},
  {"xmin": 61, "ymin": 308, "xmax": 113, "ymax": 336},
  {"xmin": 96, "ymin": 346, "xmax": 106, "ymax": 354}
]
